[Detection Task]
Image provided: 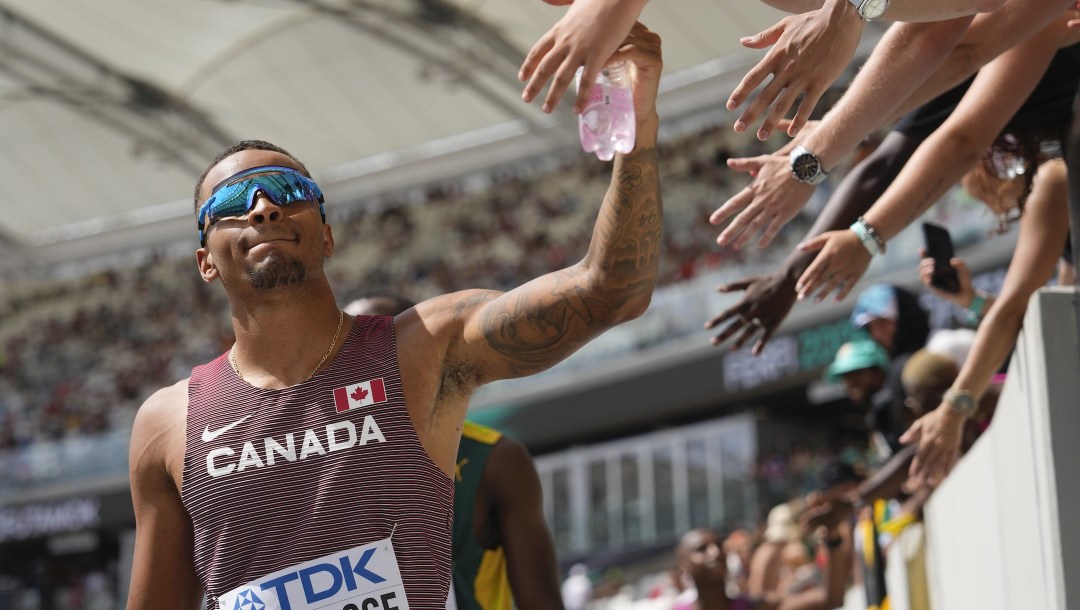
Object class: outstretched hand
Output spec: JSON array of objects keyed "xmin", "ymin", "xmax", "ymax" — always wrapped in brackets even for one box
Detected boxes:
[
  {"xmin": 519, "ymin": 0, "xmax": 647, "ymax": 114},
  {"xmin": 710, "ymin": 149, "xmax": 815, "ymax": 249},
  {"xmin": 900, "ymin": 405, "xmax": 966, "ymax": 488},
  {"xmin": 727, "ymin": 2, "xmax": 863, "ymax": 140},
  {"xmin": 795, "ymin": 230, "xmax": 871, "ymax": 301},
  {"xmin": 705, "ymin": 272, "xmax": 798, "ymax": 354}
]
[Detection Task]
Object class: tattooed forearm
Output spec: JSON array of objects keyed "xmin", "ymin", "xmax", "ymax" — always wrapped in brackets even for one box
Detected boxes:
[
  {"xmin": 477, "ymin": 145, "xmax": 662, "ymax": 377},
  {"xmin": 586, "ymin": 146, "xmax": 663, "ymax": 305}
]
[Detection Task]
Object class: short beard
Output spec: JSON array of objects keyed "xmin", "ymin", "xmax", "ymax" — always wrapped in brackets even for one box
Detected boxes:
[{"xmin": 246, "ymin": 256, "xmax": 306, "ymax": 290}]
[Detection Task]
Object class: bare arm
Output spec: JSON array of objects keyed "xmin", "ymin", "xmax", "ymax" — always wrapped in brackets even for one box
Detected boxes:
[
  {"xmin": 126, "ymin": 382, "xmax": 203, "ymax": 610},
  {"xmin": 796, "ymin": 26, "xmax": 1063, "ymax": 299},
  {"xmin": 453, "ymin": 26, "xmax": 663, "ymax": 383},
  {"xmin": 808, "ymin": 0, "xmax": 1072, "ymax": 172},
  {"xmin": 903, "ymin": 160, "xmax": 1069, "ymax": 486},
  {"xmin": 488, "ymin": 438, "xmax": 564, "ymax": 610},
  {"xmin": 887, "ymin": 1, "xmax": 1080, "ymax": 122}
]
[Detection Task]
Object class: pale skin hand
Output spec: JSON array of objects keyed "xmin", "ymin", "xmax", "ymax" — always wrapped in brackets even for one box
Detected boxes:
[
  {"xmin": 710, "ymin": 145, "xmax": 815, "ymax": 249},
  {"xmin": 796, "ymin": 229, "xmax": 869, "ymax": 302},
  {"xmin": 728, "ymin": 0, "xmax": 864, "ymax": 141},
  {"xmin": 519, "ymin": 0, "xmax": 649, "ymax": 114}
]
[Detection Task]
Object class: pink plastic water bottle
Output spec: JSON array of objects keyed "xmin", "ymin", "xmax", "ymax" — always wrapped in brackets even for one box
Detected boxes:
[{"xmin": 576, "ymin": 61, "xmax": 636, "ymax": 161}]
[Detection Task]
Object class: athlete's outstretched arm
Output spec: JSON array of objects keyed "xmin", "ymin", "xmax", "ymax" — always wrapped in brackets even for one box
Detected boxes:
[
  {"xmin": 487, "ymin": 437, "xmax": 564, "ymax": 610},
  {"xmin": 433, "ymin": 24, "xmax": 663, "ymax": 384},
  {"xmin": 127, "ymin": 381, "xmax": 203, "ymax": 610}
]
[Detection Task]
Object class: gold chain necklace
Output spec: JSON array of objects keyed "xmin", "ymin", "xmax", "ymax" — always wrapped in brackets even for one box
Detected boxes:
[{"xmin": 229, "ymin": 309, "xmax": 344, "ymax": 382}]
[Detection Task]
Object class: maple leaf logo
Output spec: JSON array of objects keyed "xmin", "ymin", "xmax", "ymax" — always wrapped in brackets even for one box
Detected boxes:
[{"xmin": 351, "ymin": 385, "xmax": 369, "ymax": 401}]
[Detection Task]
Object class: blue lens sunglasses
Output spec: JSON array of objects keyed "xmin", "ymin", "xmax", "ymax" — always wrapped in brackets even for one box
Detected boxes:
[{"xmin": 197, "ymin": 165, "xmax": 325, "ymax": 245}]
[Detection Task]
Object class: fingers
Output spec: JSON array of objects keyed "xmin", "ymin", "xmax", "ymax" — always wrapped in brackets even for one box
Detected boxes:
[
  {"xmin": 710, "ymin": 185, "xmax": 756, "ymax": 229},
  {"xmin": 900, "ymin": 418, "xmax": 923, "ymax": 445},
  {"xmin": 730, "ymin": 322, "xmax": 759, "ymax": 351},
  {"xmin": 786, "ymin": 87, "xmax": 823, "ymax": 138},
  {"xmin": 739, "ymin": 21, "xmax": 786, "ymax": 50},
  {"xmin": 757, "ymin": 214, "xmax": 787, "ymax": 249},
  {"xmin": 522, "ymin": 45, "xmax": 570, "ymax": 109},
  {"xmin": 725, "ymin": 155, "xmax": 766, "ymax": 177},
  {"xmin": 709, "ymin": 315, "xmax": 748, "ymax": 346},
  {"xmin": 797, "ymin": 234, "xmax": 829, "ymax": 253},
  {"xmin": 570, "ymin": 61, "xmax": 604, "ymax": 114},
  {"xmin": 732, "ymin": 208, "xmax": 772, "ymax": 250},
  {"xmin": 544, "ymin": 57, "xmax": 586, "ymax": 113},
  {"xmin": 728, "ymin": 60, "xmax": 774, "ymax": 121},
  {"xmin": 759, "ymin": 86, "xmax": 800, "ymax": 142},
  {"xmin": 727, "ymin": 19, "xmax": 788, "ymax": 112},
  {"xmin": 716, "ymin": 278, "xmax": 756, "ymax": 294},
  {"xmin": 834, "ymin": 274, "xmax": 858, "ymax": 302},
  {"xmin": 752, "ymin": 324, "xmax": 777, "ymax": 356},
  {"xmin": 519, "ymin": 34, "xmax": 555, "ymax": 84},
  {"xmin": 736, "ymin": 73, "xmax": 785, "ymax": 139}
]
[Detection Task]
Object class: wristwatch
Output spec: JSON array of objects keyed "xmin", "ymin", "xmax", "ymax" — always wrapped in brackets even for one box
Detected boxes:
[
  {"xmin": 944, "ymin": 388, "xmax": 978, "ymax": 419},
  {"xmin": 848, "ymin": 0, "xmax": 890, "ymax": 21},
  {"xmin": 789, "ymin": 145, "xmax": 828, "ymax": 185}
]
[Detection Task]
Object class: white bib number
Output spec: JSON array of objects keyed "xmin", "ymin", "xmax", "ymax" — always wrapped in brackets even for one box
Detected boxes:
[{"xmin": 217, "ymin": 537, "xmax": 409, "ymax": 610}]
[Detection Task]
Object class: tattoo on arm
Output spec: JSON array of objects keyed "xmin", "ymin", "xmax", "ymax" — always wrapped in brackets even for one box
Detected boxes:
[{"xmin": 478, "ymin": 147, "xmax": 662, "ymax": 377}]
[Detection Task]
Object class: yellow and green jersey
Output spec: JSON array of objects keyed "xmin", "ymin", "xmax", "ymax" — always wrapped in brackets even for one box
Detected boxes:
[{"xmin": 451, "ymin": 421, "xmax": 512, "ymax": 610}]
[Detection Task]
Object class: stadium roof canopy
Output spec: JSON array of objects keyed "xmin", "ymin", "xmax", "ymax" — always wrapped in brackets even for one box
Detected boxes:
[{"xmin": 0, "ymin": 0, "xmax": 785, "ymax": 270}]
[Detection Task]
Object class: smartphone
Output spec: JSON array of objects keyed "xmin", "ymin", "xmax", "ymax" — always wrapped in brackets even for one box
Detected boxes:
[{"xmin": 922, "ymin": 222, "xmax": 960, "ymax": 293}]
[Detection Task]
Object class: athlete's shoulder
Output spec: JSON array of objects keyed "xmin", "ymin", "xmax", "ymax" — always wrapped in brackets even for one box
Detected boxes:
[{"xmin": 132, "ymin": 378, "xmax": 189, "ymax": 439}]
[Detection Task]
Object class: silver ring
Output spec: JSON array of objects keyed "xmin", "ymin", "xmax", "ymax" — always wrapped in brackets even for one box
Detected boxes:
[{"xmin": 751, "ymin": 317, "xmax": 764, "ymax": 328}]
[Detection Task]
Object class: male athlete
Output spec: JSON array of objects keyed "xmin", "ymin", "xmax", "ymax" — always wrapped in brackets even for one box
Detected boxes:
[{"xmin": 126, "ymin": 24, "xmax": 662, "ymax": 610}]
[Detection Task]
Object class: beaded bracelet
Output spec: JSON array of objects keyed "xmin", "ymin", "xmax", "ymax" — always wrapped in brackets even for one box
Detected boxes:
[{"xmin": 849, "ymin": 217, "xmax": 887, "ymax": 256}]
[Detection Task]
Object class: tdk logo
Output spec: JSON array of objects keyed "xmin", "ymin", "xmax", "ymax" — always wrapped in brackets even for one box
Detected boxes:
[
  {"xmin": 232, "ymin": 589, "xmax": 265, "ymax": 610},
  {"xmin": 217, "ymin": 540, "xmax": 407, "ymax": 610}
]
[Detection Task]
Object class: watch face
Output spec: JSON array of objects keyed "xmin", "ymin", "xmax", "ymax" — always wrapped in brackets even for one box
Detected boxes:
[
  {"xmin": 792, "ymin": 154, "xmax": 822, "ymax": 182},
  {"xmin": 860, "ymin": 0, "xmax": 889, "ymax": 20}
]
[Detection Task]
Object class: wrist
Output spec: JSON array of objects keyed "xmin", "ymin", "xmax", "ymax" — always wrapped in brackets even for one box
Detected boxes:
[
  {"xmin": 825, "ymin": 0, "xmax": 867, "ymax": 25},
  {"xmin": 849, "ymin": 217, "xmax": 886, "ymax": 256},
  {"xmin": 943, "ymin": 388, "xmax": 978, "ymax": 419},
  {"xmin": 634, "ymin": 113, "xmax": 660, "ymax": 148}
]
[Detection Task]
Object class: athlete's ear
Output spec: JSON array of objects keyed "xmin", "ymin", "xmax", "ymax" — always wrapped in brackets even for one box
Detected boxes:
[
  {"xmin": 196, "ymin": 246, "xmax": 219, "ymax": 283},
  {"xmin": 323, "ymin": 224, "xmax": 335, "ymax": 258}
]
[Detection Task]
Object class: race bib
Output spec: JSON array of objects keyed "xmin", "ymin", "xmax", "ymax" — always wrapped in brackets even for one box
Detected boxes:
[{"xmin": 217, "ymin": 537, "xmax": 409, "ymax": 610}]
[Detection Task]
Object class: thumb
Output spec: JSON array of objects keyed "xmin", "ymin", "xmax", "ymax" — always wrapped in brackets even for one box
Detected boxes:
[
  {"xmin": 900, "ymin": 420, "xmax": 923, "ymax": 445},
  {"xmin": 740, "ymin": 21, "xmax": 785, "ymax": 49},
  {"xmin": 798, "ymin": 234, "xmax": 830, "ymax": 253},
  {"xmin": 727, "ymin": 156, "xmax": 765, "ymax": 175},
  {"xmin": 718, "ymin": 278, "xmax": 754, "ymax": 293}
]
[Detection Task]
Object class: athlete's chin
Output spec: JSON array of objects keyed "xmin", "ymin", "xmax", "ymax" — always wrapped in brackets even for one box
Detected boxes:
[{"xmin": 245, "ymin": 255, "xmax": 307, "ymax": 290}]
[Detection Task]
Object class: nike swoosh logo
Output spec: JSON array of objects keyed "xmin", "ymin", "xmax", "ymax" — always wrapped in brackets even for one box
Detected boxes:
[{"xmin": 202, "ymin": 414, "xmax": 253, "ymax": 443}]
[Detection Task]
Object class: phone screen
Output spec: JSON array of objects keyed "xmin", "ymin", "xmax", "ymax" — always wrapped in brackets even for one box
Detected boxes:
[{"xmin": 922, "ymin": 222, "xmax": 960, "ymax": 293}]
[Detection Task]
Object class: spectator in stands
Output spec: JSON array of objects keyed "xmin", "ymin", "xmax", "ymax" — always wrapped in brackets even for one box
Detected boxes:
[
  {"xmin": 678, "ymin": 500, "xmax": 851, "ymax": 607},
  {"xmin": 825, "ymin": 340, "xmax": 901, "ymax": 460}
]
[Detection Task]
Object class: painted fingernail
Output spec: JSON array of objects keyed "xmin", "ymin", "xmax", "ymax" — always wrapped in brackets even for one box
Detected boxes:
[
  {"xmin": 789, "ymin": 127, "xmax": 799, "ymax": 137},
  {"xmin": 758, "ymin": 129, "xmax": 769, "ymax": 140},
  {"xmin": 727, "ymin": 99, "xmax": 738, "ymax": 110},
  {"xmin": 734, "ymin": 120, "xmax": 746, "ymax": 132}
]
